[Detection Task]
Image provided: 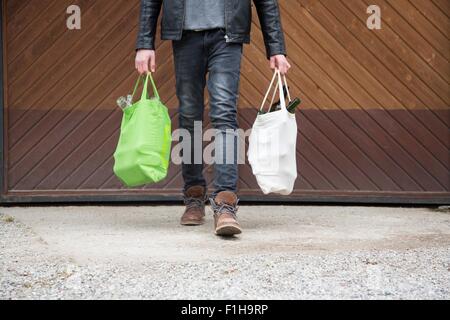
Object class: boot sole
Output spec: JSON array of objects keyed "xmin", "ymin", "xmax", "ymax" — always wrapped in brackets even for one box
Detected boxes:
[
  {"xmin": 180, "ymin": 219, "xmax": 205, "ymax": 226},
  {"xmin": 215, "ymin": 224, "xmax": 242, "ymax": 236}
]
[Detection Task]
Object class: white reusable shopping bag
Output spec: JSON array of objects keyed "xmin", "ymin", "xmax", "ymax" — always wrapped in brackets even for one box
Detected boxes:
[{"xmin": 247, "ymin": 70, "xmax": 298, "ymax": 195}]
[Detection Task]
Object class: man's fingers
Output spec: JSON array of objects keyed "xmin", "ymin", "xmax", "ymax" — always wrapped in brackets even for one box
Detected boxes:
[
  {"xmin": 279, "ymin": 62, "xmax": 288, "ymax": 75},
  {"xmin": 142, "ymin": 62, "xmax": 149, "ymax": 74},
  {"xmin": 150, "ymin": 55, "xmax": 156, "ymax": 73},
  {"xmin": 269, "ymin": 55, "xmax": 292, "ymax": 75},
  {"xmin": 135, "ymin": 49, "xmax": 155, "ymax": 74},
  {"xmin": 136, "ymin": 62, "xmax": 142, "ymax": 75},
  {"xmin": 270, "ymin": 58, "xmax": 276, "ymax": 70},
  {"xmin": 138, "ymin": 61, "xmax": 149, "ymax": 75},
  {"xmin": 136, "ymin": 60, "xmax": 143, "ymax": 74},
  {"xmin": 137, "ymin": 62, "xmax": 144, "ymax": 75}
]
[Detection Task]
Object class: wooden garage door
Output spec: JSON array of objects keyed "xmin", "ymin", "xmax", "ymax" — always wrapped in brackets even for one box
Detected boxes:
[{"xmin": 2, "ymin": 0, "xmax": 449, "ymax": 203}]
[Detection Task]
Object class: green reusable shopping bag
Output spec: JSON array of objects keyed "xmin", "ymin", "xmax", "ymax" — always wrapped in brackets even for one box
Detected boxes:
[{"xmin": 113, "ymin": 73, "xmax": 172, "ymax": 187}]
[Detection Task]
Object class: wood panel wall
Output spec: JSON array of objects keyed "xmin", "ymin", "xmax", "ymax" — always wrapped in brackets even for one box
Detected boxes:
[{"xmin": 2, "ymin": 0, "xmax": 449, "ymax": 203}]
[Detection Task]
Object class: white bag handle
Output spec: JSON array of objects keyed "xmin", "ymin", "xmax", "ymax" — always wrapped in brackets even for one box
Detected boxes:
[
  {"xmin": 283, "ymin": 74, "xmax": 292, "ymax": 102},
  {"xmin": 259, "ymin": 70, "xmax": 291, "ymax": 113}
]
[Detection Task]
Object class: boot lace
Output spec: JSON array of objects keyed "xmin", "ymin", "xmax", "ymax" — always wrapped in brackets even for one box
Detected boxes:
[
  {"xmin": 184, "ymin": 195, "xmax": 206, "ymax": 210},
  {"xmin": 210, "ymin": 198, "xmax": 239, "ymax": 218}
]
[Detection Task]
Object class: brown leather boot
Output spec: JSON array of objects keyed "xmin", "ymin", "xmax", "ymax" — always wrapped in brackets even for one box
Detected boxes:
[
  {"xmin": 181, "ymin": 186, "xmax": 207, "ymax": 226},
  {"xmin": 211, "ymin": 191, "xmax": 242, "ymax": 236}
]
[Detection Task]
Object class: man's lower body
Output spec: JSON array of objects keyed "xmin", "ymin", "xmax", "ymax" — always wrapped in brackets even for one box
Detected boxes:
[{"xmin": 172, "ymin": 28, "xmax": 242, "ymax": 236}]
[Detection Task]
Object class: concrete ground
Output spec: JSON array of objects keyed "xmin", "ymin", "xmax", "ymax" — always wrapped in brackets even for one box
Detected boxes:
[{"xmin": 0, "ymin": 205, "xmax": 449, "ymax": 300}]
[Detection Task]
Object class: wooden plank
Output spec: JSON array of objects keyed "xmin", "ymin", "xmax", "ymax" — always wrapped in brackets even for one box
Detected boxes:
[
  {"xmin": 281, "ymin": 1, "xmax": 389, "ymax": 109},
  {"xmin": 9, "ymin": 0, "xmax": 128, "ymax": 109},
  {"xmin": 411, "ymin": 0, "xmax": 450, "ymax": 39},
  {"xmin": 301, "ymin": 0, "xmax": 450, "ymax": 151},
  {"xmin": 366, "ymin": 108, "xmax": 449, "ymax": 187},
  {"xmin": 8, "ymin": 4, "xmax": 141, "ymax": 159},
  {"xmin": 300, "ymin": 109, "xmax": 400, "ymax": 190},
  {"xmin": 252, "ymin": 11, "xmax": 360, "ymax": 110},
  {"xmin": 319, "ymin": 0, "xmax": 447, "ymax": 108},
  {"xmin": 6, "ymin": 0, "xmax": 28, "ymax": 18},
  {"xmin": 359, "ymin": 0, "xmax": 449, "ymax": 99},
  {"xmin": 387, "ymin": 0, "xmax": 450, "ymax": 60},
  {"xmin": 315, "ymin": 109, "xmax": 422, "ymax": 191},
  {"xmin": 9, "ymin": 0, "xmax": 138, "ymax": 121},
  {"xmin": 6, "ymin": 0, "xmax": 56, "ymax": 49},
  {"xmin": 3, "ymin": 190, "xmax": 449, "ymax": 204},
  {"xmin": 8, "ymin": 0, "xmax": 92, "ymax": 82},
  {"xmin": 431, "ymin": 0, "xmax": 450, "ymax": 16}
]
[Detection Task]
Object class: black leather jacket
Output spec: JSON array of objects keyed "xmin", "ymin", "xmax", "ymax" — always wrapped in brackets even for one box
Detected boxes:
[{"xmin": 136, "ymin": 0, "xmax": 286, "ymax": 59}]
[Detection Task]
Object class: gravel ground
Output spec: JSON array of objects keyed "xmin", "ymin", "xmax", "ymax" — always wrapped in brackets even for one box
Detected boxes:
[{"xmin": 1, "ymin": 208, "xmax": 449, "ymax": 300}]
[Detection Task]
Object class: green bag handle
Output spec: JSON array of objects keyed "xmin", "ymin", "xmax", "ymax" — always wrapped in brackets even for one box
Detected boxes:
[{"xmin": 131, "ymin": 73, "xmax": 160, "ymax": 102}]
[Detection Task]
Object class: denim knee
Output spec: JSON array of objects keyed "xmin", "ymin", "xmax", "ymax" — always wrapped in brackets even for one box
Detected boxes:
[{"xmin": 209, "ymin": 108, "xmax": 238, "ymax": 131}]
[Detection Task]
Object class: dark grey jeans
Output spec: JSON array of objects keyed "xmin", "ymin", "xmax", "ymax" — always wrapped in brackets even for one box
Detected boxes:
[{"xmin": 172, "ymin": 28, "xmax": 242, "ymax": 196}]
